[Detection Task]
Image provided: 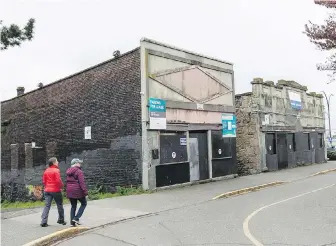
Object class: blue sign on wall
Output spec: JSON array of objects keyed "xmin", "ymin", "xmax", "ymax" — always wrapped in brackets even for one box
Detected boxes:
[
  {"xmin": 288, "ymin": 91, "xmax": 302, "ymax": 110},
  {"xmin": 222, "ymin": 114, "xmax": 236, "ymax": 138},
  {"xmin": 149, "ymin": 98, "xmax": 166, "ymax": 129},
  {"xmin": 149, "ymin": 98, "xmax": 166, "ymax": 113}
]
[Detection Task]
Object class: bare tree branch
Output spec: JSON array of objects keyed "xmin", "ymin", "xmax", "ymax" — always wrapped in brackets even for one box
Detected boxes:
[{"xmin": 304, "ymin": 2, "xmax": 336, "ymax": 83}]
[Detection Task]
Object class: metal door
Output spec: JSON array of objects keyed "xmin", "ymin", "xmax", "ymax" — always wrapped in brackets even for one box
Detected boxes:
[
  {"xmin": 286, "ymin": 133, "xmax": 295, "ymax": 168},
  {"xmin": 277, "ymin": 133, "xmax": 288, "ymax": 169},
  {"xmin": 265, "ymin": 133, "xmax": 277, "ymax": 171},
  {"xmin": 189, "ymin": 138, "xmax": 200, "ymax": 181},
  {"xmin": 189, "ymin": 132, "xmax": 209, "ymax": 180},
  {"xmin": 311, "ymin": 132, "xmax": 317, "ymax": 164}
]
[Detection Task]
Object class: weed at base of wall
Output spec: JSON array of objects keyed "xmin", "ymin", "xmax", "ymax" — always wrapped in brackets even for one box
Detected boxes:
[
  {"xmin": 327, "ymin": 151, "xmax": 336, "ymax": 160},
  {"xmin": 1, "ymin": 186, "xmax": 149, "ymax": 209}
]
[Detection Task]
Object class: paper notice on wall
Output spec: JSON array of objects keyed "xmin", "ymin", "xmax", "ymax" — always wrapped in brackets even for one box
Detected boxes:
[
  {"xmin": 228, "ymin": 121, "xmax": 232, "ymax": 130},
  {"xmin": 84, "ymin": 126, "xmax": 91, "ymax": 139},
  {"xmin": 196, "ymin": 103, "xmax": 204, "ymax": 110},
  {"xmin": 180, "ymin": 138, "xmax": 187, "ymax": 146}
]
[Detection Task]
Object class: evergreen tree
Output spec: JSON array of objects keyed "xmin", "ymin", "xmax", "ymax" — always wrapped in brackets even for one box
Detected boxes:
[{"xmin": 0, "ymin": 18, "xmax": 35, "ymax": 50}]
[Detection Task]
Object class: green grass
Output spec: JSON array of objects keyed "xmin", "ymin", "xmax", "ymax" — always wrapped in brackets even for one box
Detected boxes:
[
  {"xmin": 1, "ymin": 200, "xmax": 45, "ymax": 209},
  {"xmin": 1, "ymin": 197, "xmax": 70, "ymax": 210},
  {"xmin": 1, "ymin": 186, "xmax": 150, "ymax": 210}
]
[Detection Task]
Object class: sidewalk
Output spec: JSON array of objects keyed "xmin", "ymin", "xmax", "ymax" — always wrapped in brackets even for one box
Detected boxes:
[{"xmin": 1, "ymin": 161, "xmax": 336, "ymax": 246}]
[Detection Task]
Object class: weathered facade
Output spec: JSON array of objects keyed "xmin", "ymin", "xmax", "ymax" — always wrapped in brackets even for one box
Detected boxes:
[
  {"xmin": 1, "ymin": 38, "xmax": 237, "ymax": 200},
  {"xmin": 140, "ymin": 39, "xmax": 236, "ymax": 189},
  {"xmin": 236, "ymin": 78, "xmax": 326, "ymax": 175}
]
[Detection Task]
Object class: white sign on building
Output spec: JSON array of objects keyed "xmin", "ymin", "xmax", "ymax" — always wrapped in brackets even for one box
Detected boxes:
[
  {"xmin": 288, "ymin": 91, "xmax": 302, "ymax": 110},
  {"xmin": 84, "ymin": 126, "xmax": 91, "ymax": 139}
]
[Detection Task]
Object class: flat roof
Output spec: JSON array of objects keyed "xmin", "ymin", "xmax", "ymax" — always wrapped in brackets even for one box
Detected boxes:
[{"xmin": 141, "ymin": 37, "xmax": 233, "ymax": 66}]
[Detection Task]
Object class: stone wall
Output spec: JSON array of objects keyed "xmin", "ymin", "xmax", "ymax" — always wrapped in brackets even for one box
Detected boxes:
[
  {"xmin": 235, "ymin": 93, "xmax": 261, "ymax": 175},
  {"xmin": 1, "ymin": 48, "xmax": 143, "ymax": 201},
  {"xmin": 235, "ymin": 78, "xmax": 326, "ymax": 175}
]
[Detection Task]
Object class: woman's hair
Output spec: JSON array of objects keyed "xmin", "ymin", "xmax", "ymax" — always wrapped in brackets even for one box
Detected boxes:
[{"xmin": 48, "ymin": 157, "xmax": 57, "ymax": 167}]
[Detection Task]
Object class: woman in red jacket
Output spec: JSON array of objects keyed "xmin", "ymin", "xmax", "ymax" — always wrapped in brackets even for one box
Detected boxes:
[{"xmin": 41, "ymin": 157, "xmax": 66, "ymax": 227}]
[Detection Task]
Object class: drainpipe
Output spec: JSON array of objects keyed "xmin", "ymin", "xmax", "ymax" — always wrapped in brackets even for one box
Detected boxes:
[{"xmin": 322, "ymin": 91, "xmax": 333, "ymax": 144}]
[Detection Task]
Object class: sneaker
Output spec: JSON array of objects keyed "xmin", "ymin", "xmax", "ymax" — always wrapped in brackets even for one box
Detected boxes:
[
  {"xmin": 70, "ymin": 221, "xmax": 76, "ymax": 227},
  {"xmin": 72, "ymin": 219, "xmax": 81, "ymax": 226},
  {"xmin": 40, "ymin": 223, "xmax": 49, "ymax": 227},
  {"xmin": 57, "ymin": 220, "xmax": 67, "ymax": 225}
]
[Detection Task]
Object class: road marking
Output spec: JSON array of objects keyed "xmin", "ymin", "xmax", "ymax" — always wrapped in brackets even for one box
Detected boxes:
[
  {"xmin": 243, "ymin": 184, "xmax": 336, "ymax": 246},
  {"xmin": 310, "ymin": 168, "xmax": 336, "ymax": 177}
]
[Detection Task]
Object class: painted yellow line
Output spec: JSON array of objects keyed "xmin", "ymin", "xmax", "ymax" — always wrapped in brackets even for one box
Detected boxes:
[
  {"xmin": 22, "ymin": 227, "xmax": 89, "ymax": 246},
  {"xmin": 212, "ymin": 181, "xmax": 286, "ymax": 200},
  {"xmin": 310, "ymin": 168, "xmax": 336, "ymax": 177},
  {"xmin": 243, "ymin": 184, "xmax": 336, "ymax": 246}
]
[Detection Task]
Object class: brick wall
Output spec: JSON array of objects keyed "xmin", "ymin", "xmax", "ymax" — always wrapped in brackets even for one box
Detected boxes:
[
  {"xmin": 235, "ymin": 94, "xmax": 261, "ymax": 175},
  {"xmin": 1, "ymin": 48, "xmax": 142, "ymax": 193}
]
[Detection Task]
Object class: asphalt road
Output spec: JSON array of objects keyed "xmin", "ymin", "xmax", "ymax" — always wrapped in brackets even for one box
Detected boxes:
[{"xmin": 57, "ymin": 172, "xmax": 336, "ymax": 246}]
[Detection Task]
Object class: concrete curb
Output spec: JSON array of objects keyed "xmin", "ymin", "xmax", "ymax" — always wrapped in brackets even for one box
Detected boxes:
[
  {"xmin": 53, "ymin": 213, "xmax": 157, "ymax": 245},
  {"xmin": 22, "ymin": 227, "xmax": 89, "ymax": 246},
  {"xmin": 212, "ymin": 181, "xmax": 286, "ymax": 200},
  {"xmin": 310, "ymin": 168, "xmax": 336, "ymax": 177}
]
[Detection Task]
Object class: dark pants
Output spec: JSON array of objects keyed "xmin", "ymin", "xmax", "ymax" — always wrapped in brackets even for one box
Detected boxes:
[
  {"xmin": 41, "ymin": 192, "xmax": 64, "ymax": 224},
  {"xmin": 70, "ymin": 197, "xmax": 87, "ymax": 221}
]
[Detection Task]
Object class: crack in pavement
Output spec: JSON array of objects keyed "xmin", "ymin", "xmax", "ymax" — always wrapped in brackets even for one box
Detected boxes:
[
  {"xmin": 91, "ymin": 232, "xmax": 139, "ymax": 246},
  {"xmin": 158, "ymin": 221, "xmax": 184, "ymax": 245}
]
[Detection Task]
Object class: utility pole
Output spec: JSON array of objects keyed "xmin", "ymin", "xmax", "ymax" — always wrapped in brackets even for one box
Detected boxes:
[{"xmin": 322, "ymin": 91, "xmax": 333, "ymax": 144}]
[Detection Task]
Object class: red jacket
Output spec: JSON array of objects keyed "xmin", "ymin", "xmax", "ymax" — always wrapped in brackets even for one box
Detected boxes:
[{"xmin": 43, "ymin": 165, "xmax": 64, "ymax": 192}]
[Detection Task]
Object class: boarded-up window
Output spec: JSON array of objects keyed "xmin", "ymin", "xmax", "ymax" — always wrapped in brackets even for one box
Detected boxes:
[
  {"xmin": 303, "ymin": 133, "xmax": 310, "ymax": 150},
  {"xmin": 160, "ymin": 132, "xmax": 188, "ymax": 164},
  {"xmin": 265, "ymin": 133, "xmax": 276, "ymax": 155},
  {"xmin": 33, "ymin": 148, "xmax": 46, "ymax": 167},
  {"xmin": 212, "ymin": 131, "xmax": 232, "ymax": 158},
  {"xmin": 318, "ymin": 133, "xmax": 323, "ymax": 148},
  {"xmin": 288, "ymin": 133, "xmax": 296, "ymax": 151}
]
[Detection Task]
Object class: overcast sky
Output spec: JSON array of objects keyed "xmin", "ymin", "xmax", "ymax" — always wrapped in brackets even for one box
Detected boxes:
[{"xmin": 0, "ymin": 0, "xmax": 335, "ymax": 129}]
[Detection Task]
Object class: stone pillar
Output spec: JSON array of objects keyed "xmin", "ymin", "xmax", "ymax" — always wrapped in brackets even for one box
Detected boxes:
[
  {"xmin": 10, "ymin": 144, "xmax": 19, "ymax": 170},
  {"xmin": 25, "ymin": 143, "xmax": 33, "ymax": 168},
  {"xmin": 207, "ymin": 130, "xmax": 213, "ymax": 179},
  {"xmin": 10, "ymin": 143, "xmax": 21, "ymax": 183},
  {"xmin": 147, "ymin": 131, "xmax": 159, "ymax": 190}
]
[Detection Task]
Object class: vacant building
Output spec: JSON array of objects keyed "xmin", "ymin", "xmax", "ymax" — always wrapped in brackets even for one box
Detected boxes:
[
  {"xmin": 235, "ymin": 78, "xmax": 326, "ymax": 175},
  {"xmin": 1, "ymin": 38, "xmax": 237, "ymax": 199}
]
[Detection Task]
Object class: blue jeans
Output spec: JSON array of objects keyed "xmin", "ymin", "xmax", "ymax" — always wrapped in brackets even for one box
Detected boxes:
[{"xmin": 70, "ymin": 197, "xmax": 87, "ymax": 221}]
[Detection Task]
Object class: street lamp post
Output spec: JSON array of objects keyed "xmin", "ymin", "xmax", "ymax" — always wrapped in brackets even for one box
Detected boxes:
[{"xmin": 322, "ymin": 91, "xmax": 333, "ymax": 144}]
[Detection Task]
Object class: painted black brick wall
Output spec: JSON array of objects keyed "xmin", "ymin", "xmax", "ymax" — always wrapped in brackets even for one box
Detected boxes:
[{"xmin": 1, "ymin": 48, "xmax": 142, "ymax": 191}]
